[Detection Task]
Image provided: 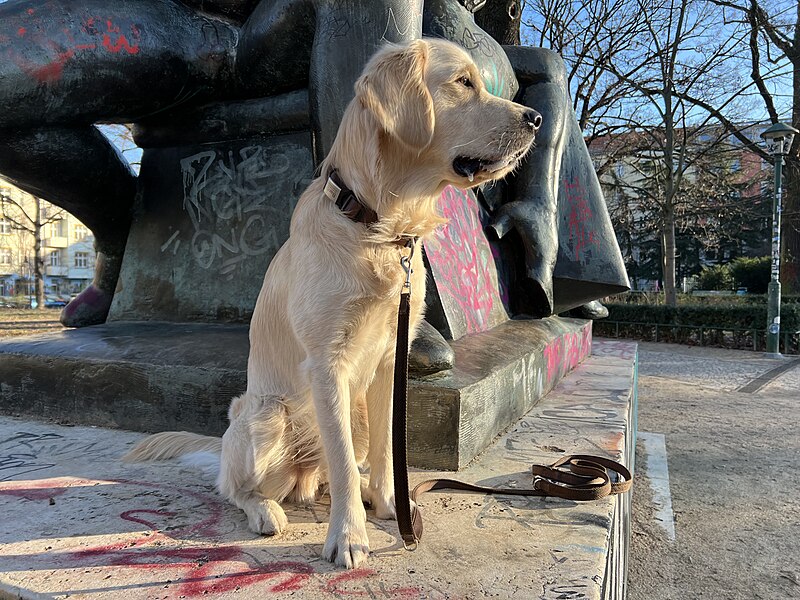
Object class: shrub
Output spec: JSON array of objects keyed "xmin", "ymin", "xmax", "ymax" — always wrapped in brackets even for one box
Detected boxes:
[
  {"xmin": 696, "ymin": 264, "xmax": 733, "ymax": 291},
  {"xmin": 595, "ymin": 302, "xmax": 800, "ymax": 352},
  {"xmin": 729, "ymin": 256, "xmax": 771, "ymax": 294},
  {"xmin": 602, "ymin": 302, "xmax": 800, "ymax": 330}
]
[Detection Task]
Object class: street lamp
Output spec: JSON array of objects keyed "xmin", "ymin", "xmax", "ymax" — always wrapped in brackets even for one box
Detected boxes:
[{"xmin": 760, "ymin": 121, "xmax": 798, "ymax": 357}]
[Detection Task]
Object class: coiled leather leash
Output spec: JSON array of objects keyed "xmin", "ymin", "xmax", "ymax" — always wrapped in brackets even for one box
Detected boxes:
[{"xmin": 390, "ymin": 246, "xmax": 633, "ymax": 549}]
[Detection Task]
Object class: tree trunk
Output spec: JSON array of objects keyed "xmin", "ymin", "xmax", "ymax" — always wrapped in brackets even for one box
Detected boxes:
[
  {"xmin": 474, "ymin": 0, "xmax": 521, "ymax": 46},
  {"xmin": 662, "ymin": 209, "xmax": 678, "ymax": 306},
  {"xmin": 783, "ymin": 158, "xmax": 800, "ymax": 293},
  {"xmin": 782, "ymin": 44, "xmax": 800, "ymax": 294},
  {"xmin": 33, "ymin": 197, "xmax": 45, "ymax": 310}
]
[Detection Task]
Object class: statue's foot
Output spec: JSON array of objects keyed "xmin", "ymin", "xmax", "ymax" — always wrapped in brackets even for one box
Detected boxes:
[
  {"xmin": 568, "ymin": 300, "xmax": 609, "ymax": 320},
  {"xmin": 59, "ymin": 250, "xmax": 122, "ymax": 328},
  {"xmin": 60, "ymin": 284, "xmax": 113, "ymax": 327},
  {"xmin": 410, "ymin": 320, "xmax": 454, "ymax": 375}
]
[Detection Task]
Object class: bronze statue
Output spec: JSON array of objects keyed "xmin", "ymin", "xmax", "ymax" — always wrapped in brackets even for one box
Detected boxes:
[{"xmin": 0, "ymin": 0, "xmax": 626, "ymax": 352}]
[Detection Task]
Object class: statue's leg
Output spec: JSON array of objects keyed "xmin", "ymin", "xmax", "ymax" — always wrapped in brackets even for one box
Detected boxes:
[
  {"xmin": 491, "ymin": 47, "xmax": 568, "ymax": 316},
  {"xmin": 0, "ymin": 127, "xmax": 135, "ymax": 325},
  {"xmin": 0, "ymin": 0, "xmax": 236, "ymax": 325},
  {"xmin": 309, "ymin": 0, "xmax": 424, "ymax": 159}
]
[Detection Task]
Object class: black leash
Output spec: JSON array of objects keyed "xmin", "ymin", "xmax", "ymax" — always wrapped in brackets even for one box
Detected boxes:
[
  {"xmin": 392, "ymin": 243, "xmax": 424, "ymax": 549},
  {"xmin": 389, "ymin": 246, "xmax": 633, "ymax": 549}
]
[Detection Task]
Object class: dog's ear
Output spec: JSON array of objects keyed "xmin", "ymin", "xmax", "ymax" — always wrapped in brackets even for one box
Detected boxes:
[{"xmin": 356, "ymin": 40, "xmax": 435, "ymax": 151}]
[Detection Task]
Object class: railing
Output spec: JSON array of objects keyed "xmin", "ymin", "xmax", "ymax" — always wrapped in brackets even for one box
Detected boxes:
[{"xmin": 594, "ymin": 320, "xmax": 800, "ymax": 355}]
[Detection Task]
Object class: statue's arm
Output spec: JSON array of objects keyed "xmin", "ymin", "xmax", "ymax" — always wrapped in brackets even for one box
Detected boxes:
[
  {"xmin": 501, "ymin": 45, "xmax": 567, "ymax": 88},
  {"xmin": 236, "ymin": 0, "xmax": 316, "ymax": 91}
]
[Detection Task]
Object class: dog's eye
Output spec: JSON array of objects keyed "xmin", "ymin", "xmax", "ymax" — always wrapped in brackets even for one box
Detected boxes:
[{"xmin": 458, "ymin": 76, "xmax": 474, "ymax": 88}]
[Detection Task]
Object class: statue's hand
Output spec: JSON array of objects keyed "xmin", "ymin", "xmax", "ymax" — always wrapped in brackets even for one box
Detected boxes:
[
  {"xmin": 487, "ymin": 198, "xmax": 558, "ymax": 318},
  {"xmin": 488, "ymin": 199, "xmax": 552, "ymax": 242}
]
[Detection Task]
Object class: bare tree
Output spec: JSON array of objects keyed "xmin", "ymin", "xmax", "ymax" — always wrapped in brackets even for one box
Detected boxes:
[
  {"xmin": 529, "ymin": 0, "xmax": 763, "ymax": 304},
  {"xmin": 703, "ymin": 0, "xmax": 800, "ymax": 292},
  {"xmin": 0, "ymin": 192, "xmax": 65, "ymax": 309},
  {"xmin": 523, "ymin": 0, "xmax": 654, "ymax": 144}
]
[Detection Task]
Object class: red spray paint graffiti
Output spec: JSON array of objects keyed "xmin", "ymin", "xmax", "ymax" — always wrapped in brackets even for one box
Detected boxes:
[
  {"xmin": 2, "ymin": 13, "xmax": 141, "ymax": 83},
  {"xmin": 564, "ymin": 178, "xmax": 596, "ymax": 262},
  {"xmin": 0, "ymin": 476, "xmax": 427, "ymax": 599}
]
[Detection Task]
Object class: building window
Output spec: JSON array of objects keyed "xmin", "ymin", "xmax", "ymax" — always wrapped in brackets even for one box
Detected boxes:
[
  {"xmin": 0, "ymin": 219, "xmax": 10, "ymax": 235},
  {"xmin": 74, "ymin": 224, "xmax": 89, "ymax": 240},
  {"xmin": 0, "ymin": 248, "xmax": 12, "ymax": 265},
  {"xmin": 50, "ymin": 220, "xmax": 62, "ymax": 237},
  {"xmin": 74, "ymin": 252, "xmax": 90, "ymax": 268},
  {"xmin": 49, "ymin": 251, "xmax": 60, "ymax": 267}
]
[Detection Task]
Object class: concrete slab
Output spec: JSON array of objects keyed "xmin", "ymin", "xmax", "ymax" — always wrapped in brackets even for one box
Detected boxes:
[
  {"xmin": 0, "ymin": 318, "xmax": 592, "ymax": 471},
  {"xmin": 0, "ymin": 340, "xmax": 636, "ymax": 600}
]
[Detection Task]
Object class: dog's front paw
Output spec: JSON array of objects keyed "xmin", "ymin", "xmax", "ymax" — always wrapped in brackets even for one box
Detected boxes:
[
  {"xmin": 363, "ymin": 486, "xmax": 417, "ymax": 521},
  {"xmin": 245, "ymin": 498, "xmax": 288, "ymax": 536},
  {"xmin": 370, "ymin": 491, "xmax": 397, "ymax": 520},
  {"xmin": 322, "ymin": 517, "xmax": 370, "ymax": 568}
]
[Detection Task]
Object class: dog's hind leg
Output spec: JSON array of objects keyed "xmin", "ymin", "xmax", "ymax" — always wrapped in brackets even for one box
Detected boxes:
[{"xmin": 217, "ymin": 395, "xmax": 292, "ymax": 536}]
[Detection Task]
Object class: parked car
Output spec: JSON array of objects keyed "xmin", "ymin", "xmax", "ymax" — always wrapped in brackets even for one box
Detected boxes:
[{"xmin": 44, "ymin": 296, "xmax": 69, "ymax": 308}]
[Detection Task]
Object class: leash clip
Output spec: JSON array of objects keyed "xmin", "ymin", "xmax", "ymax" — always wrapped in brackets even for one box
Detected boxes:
[{"xmin": 400, "ymin": 240, "xmax": 415, "ymax": 292}]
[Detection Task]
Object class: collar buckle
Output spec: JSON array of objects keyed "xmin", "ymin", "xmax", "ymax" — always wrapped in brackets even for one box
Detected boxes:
[{"xmin": 326, "ymin": 169, "xmax": 379, "ymax": 226}]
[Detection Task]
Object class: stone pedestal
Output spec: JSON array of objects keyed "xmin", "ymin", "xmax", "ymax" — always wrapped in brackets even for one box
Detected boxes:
[
  {"xmin": 0, "ymin": 317, "xmax": 591, "ymax": 470},
  {"xmin": 110, "ymin": 132, "xmax": 315, "ymax": 323}
]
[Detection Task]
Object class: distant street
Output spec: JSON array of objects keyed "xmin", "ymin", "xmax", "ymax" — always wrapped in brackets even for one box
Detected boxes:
[
  {"xmin": 627, "ymin": 341, "xmax": 800, "ymax": 599},
  {"xmin": 0, "ymin": 307, "xmax": 64, "ymax": 338}
]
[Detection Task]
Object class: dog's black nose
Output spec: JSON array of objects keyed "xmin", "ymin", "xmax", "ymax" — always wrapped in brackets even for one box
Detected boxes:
[{"xmin": 524, "ymin": 110, "xmax": 542, "ymax": 131}]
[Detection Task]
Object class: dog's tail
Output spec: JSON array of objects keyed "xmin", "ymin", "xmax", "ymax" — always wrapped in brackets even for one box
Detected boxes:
[{"xmin": 123, "ymin": 431, "xmax": 222, "ymax": 463}]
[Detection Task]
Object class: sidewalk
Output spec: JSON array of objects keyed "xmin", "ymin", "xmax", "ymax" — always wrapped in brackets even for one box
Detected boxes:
[
  {"xmin": 628, "ymin": 341, "xmax": 800, "ymax": 600},
  {"xmin": 0, "ymin": 341, "xmax": 636, "ymax": 600}
]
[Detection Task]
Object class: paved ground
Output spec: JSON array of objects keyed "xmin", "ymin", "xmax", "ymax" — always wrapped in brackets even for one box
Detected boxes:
[{"xmin": 628, "ymin": 341, "xmax": 800, "ymax": 600}]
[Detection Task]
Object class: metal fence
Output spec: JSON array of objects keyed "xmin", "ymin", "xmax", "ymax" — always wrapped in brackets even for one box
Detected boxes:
[{"xmin": 594, "ymin": 320, "xmax": 800, "ymax": 355}]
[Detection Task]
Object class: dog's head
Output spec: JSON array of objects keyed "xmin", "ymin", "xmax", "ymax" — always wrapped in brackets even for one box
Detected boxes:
[{"xmin": 354, "ymin": 38, "xmax": 540, "ymax": 191}]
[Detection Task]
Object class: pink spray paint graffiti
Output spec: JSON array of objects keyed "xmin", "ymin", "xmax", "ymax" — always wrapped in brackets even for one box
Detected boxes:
[
  {"xmin": 542, "ymin": 324, "xmax": 593, "ymax": 387},
  {"xmin": 425, "ymin": 186, "xmax": 506, "ymax": 334}
]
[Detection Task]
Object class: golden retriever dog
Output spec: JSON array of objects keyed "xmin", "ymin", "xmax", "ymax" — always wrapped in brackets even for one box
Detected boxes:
[{"xmin": 125, "ymin": 38, "xmax": 540, "ymax": 568}]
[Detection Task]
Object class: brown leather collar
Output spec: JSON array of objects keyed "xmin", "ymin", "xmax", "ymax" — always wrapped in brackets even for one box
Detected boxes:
[
  {"xmin": 324, "ymin": 169, "xmax": 379, "ymax": 226},
  {"xmin": 324, "ymin": 169, "xmax": 416, "ymax": 248}
]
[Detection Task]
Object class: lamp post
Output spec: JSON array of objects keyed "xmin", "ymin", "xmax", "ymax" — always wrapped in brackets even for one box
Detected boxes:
[{"xmin": 760, "ymin": 122, "xmax": 798, "ymax": 357}]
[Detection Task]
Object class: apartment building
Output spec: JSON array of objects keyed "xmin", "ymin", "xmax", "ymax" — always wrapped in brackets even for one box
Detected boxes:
[
  {"xmin": 587, "ymin": 125, "xmax": 771, "ymax": 290},
  {"xmin": 0, "ymin": 177, "xmax": 96, "ymax": 298}
]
